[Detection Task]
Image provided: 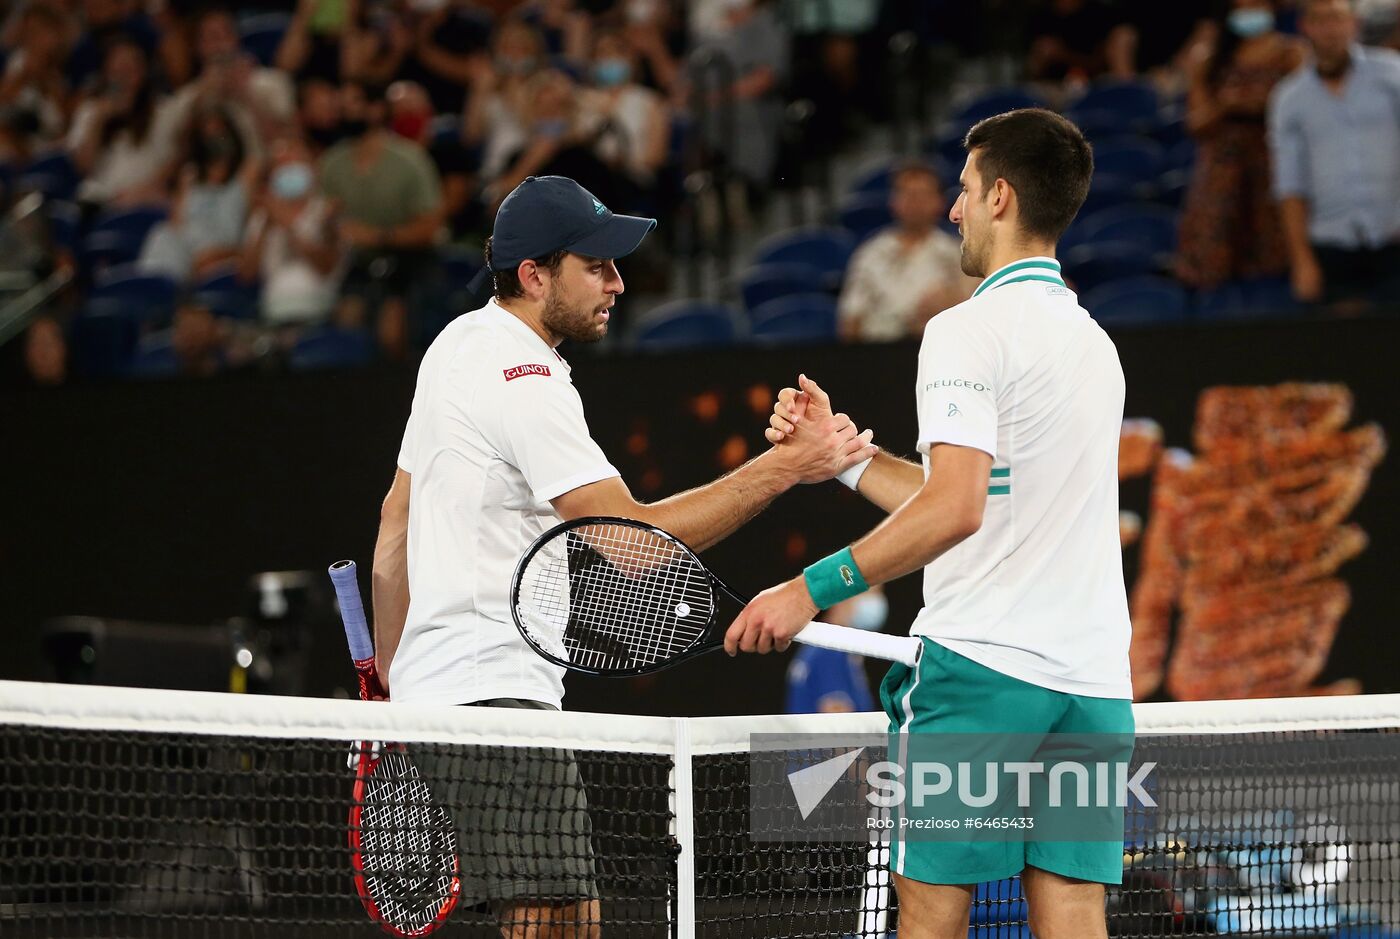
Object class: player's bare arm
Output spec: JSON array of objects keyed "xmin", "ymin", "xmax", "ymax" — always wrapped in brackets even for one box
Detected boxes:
[
  {"xmin": 370, "ymin": 467, "xmax": 411, "ymax": 688},
  {"xmin": 551, "ymin": 411, "xmax": 876, "ymax": 551},
  {"xmin": 723, "ymin": 443, "xmax": 991, "ymax": 655},
  {"xmin": 767, "ymin": 375, "xmax": 924, "ymax": 512}
]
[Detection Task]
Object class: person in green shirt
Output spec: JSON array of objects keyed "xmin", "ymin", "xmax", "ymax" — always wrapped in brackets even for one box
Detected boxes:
[{"xmin": 319, "ymin": 80, "xmax": 444, "ymax": 360}]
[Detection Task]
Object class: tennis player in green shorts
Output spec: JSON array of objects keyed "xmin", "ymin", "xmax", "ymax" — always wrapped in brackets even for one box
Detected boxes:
[{"xmin": 726, "ymin": 108, "xmax": 1132, "ymax": 939}]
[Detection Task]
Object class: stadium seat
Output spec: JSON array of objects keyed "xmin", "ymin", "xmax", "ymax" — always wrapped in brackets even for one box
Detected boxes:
[
  {"xmin": 288, "ymin": 327, "xmax": 377, "ymax": 369},
  {"xmin": 1062, "ymin": 107, "xmax": 1125, "ymax": 142},
  {"xmin": 239, "ymin": 12, "xmax": 290, "ymax": 66},
  {"xmin": 17, "ymin": 150, "xmax": 78, "ymax": 201},
  {"xmin": 46, "ymin": 200, "xmax": 80, "ymax": 250},
  {"xmin": 90, "ymin": 264, "xmax": 178, "ymax": 323},
  {"xmin": 1152, "ymin": 169, "xmax": 1191, "ymax": 208},
  {"xmin": 69, "ymin": 306, "xmax": 138, "ymax": 378},
  {"xmin": 748, "ymin": 293, "xmax": 838, "ymax": 343},
  {"xmin": 1077, "ymin": 173, "xmax": 1136, "ymax": 217},
  {"xmin": 1062, "ymin": 244, "xmax": 1158, "ymax": 293},
  {"xmin": 80, "ymin": 207, "xmax": 167, "ymax": 268},
  {"xmin": 1165, "ymin": 139, "xmax": 1197, "ymax": 171},
  {"xmin": 631, "ymin": 301, "xmax": 740, "ymax": 351},
  {"xmin": 738, "ymin": 263, "xmax": 818, "ymax": 313},
  {"xmin": 1068, "ymin": 80, "xmax": 1160, "ymax": 131},
  {"xmin": 1081, "ymin": 204, "xmax": 1179, "ymax": 258},
  {"xmin": 1196, "ymin": 278, "xmax": 1304, "ymax": 320},
  {"xmin": 848, "ymin": 161, "xmax": 896, "ymax": 196},
  {"xmin": 950, "ymin": 87, "xmax": 1048, "ymax": 126},
  {"xmin": 752, "ymin": 226, "xmax": 855, "ymax": 291},
  {"xmin": 440, "ymin": 246, "xmax": 483, "ymax": 293},
  {"xmin": 127, "ymin": 330, "xmax": 179, "ymax": 377},
  {"xmin": 836, "ymin": 193, "xmax": 892, "ymax": 243},
  {"xmin": 1083, "ymin": 276, "xmax": 1189, "ymax": 325},
  {"xmin": 1091, "ymin": 137, "xmax": 1165, "ymax": 183}
]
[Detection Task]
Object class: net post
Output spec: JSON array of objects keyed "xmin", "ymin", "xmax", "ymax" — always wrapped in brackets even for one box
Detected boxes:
[{"xmin": 670, "ymin": 717, "xmax": 697, "ymax": 939}]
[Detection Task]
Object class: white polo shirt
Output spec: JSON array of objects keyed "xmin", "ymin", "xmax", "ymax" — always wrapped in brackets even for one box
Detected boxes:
[
  {"xmin": 391, "ymin": 300, "xmax": 620, "ymax": 707},
  {"xmin": 910, "ymin": 257, "xmax": 1132, "ymax": 699}
]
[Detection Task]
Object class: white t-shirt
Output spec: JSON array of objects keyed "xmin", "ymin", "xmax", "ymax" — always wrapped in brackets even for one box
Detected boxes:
[
  {"xmin": 391, "ymin": 301, "xmax": 621, "ymax": 707},
  {"xmin": 909, "ymin": 257, "xmax": 1132, "ymax": 699}
]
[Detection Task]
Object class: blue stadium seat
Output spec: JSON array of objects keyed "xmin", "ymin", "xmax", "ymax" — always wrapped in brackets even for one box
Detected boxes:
[
  {"xmin": 81, "ymin": 207, "xmax": 167, "ymax": 268},
  {"xmin": 1063, "ymin": 107, "xmax": 1126, "ymax": 142},
  {"xmin": 1197, "ymin": 278, "xmax": 1304, "ymax": 320},
  {"xmin": 1083, "ymin": 276, "xmax": 1189, "ymax": 325},
  {"xmin": 90, "ymin": 264, "xmax": 178, "ymax": 322},
  {"xmin": 1063, "ymin": 244, "xmax": 1158, "ymax": 293},
  {"xmin": 430, "ymin": 114, "xmax": 461, "ymax": 146},
  {"xmin": 1165, "ymin": 139, "xmax": 1197, "ymax": 171},
  {"xmin": 1068, "ymin": 80, "xmax": 1160, "ymax": 131},
  {"xmin": 289, "ymin": 327, "xmax": 376, "ymax": 369},
  {"xmin": 1081, "ymin": 204, "xmax": 1178, "ymax": 257},
  {"xmin": 127, "ymin": 330, "xmax": 179, "ymax": 377},
  {"xmin": 950, "ymin": 87, "xmax": 1048, "ymax": 126},
  {"xmin": 17, "ymin": 150, "xmax": 78, "ymax": 200},
  {"xmin": 70, "ymin": 306, "xmax": 138, "ymax": 378},
  {"xmin": 631, "ymin": 301, "xmax": 740, "ymax": 351},
  {"xmin": 849, "ymin": 160, "xmax": 897, "ymax": 196},
  {"xmin": 752, "ymin": 226, "xmax": 855, "ymax": 290},
  {"xmin": 836, "ymin": 193, "xmax": 892, "ymax": 243},
  {"xmin": 46, "ymin": 200, "xmax": 80, "ymax": 250},
  {"xmin": 1091, "ymin": 137, "xmax": 1165, "ymax": 183},
  {"xmin": 1077, "ymin": 173, "xmax": 1136, "ymax": 217},
  {"xmin": 239, "ymin": 12, "xmax": 290, "ymax": 66},
  {"xmin": 1151, "ymin": 169, "xmax": 1191, "ymax": 208},
  {"xmin": 748, "ymin": 293, "xmax": 838, "ymax": 343},
  {"xmin": 440, "ymin": 246, "xmax": 483, "ymax": 293},
  {"xmin": 738, "ymin": 263, "xmax": 818, "ymax": 313}
]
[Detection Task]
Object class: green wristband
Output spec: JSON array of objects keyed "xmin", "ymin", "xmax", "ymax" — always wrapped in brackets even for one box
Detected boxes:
[{"xmin": 803, "ymin": 546, "xmax": 869, "ymax": 611}]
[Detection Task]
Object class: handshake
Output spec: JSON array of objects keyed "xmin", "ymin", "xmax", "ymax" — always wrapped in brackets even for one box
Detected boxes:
[{"xmin": 764, "ymin": 374, "xmax": 878, "ymax": 488}]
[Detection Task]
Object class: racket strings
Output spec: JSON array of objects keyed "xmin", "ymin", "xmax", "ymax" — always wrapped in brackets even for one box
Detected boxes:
[
  {"xmin": 518, "ymin": 522, "xmax": 714, "ymax": 670},
  {"xmin": 355, "ymin": 748, "xmax": 457, "ymax": 931}
]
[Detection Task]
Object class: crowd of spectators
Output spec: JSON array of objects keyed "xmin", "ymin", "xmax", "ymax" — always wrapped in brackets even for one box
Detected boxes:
[{"xmin": 1, "ymin": 0, "xmax": 1398, "ymax": 384}]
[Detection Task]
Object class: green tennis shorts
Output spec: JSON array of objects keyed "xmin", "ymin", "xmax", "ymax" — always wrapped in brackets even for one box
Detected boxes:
[
  {"xmin": 413, "ymin": 698, "xmax": 599, "ymax": 909},
  {"xmin": 879, "ymin": 639, "xmax": 1134, "ymax": 886}
]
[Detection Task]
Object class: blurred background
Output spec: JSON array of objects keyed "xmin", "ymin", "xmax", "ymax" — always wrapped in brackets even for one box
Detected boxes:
[{"xmin": 0, "ymin": 0, "xmax": 1395, "ymax": 713}]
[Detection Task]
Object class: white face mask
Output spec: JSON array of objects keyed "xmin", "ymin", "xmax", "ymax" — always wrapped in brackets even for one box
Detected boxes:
[{"xmin": 849, "ymin": 592, "xmax": 888, "ymax": 631}]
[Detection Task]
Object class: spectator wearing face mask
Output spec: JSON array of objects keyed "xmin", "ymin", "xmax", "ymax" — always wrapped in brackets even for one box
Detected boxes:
[
  {"xmin": 1176, "ymin": 0, "xmax": 1305, "ymax": 291},
  {"xmin": 67, "ymin": 36, "xmax": 185, "ymax": 209},
  {"xmin": 319, "ymin": 81, "xmax": 443, "ymax": 360},
  {"xmin": 464, "ymin": 18, "xmax": 548, "ymax": 183},
  {"xmin": 241, "ymin": 136, "xmax": 344, "ymax": 329},
  {"xmin": 487, "ymin": 69, "xmax": 628, "ymax": 212},
  {"xmin": 580, "ymin": 29, "xmax": 670, "ymax": 200},
  {"xmin": 171, "ymin": 7, "xmax": 297, "ymax": 155},
  {"xmin": 387, "ymin": 79, "xmax": 477, "ymax": 238},
  {"xmin": 784, "ymin": 585, "xmax": 885, "ymax": 713},
  {"xmin": 138, "ymin": 106, "xmax": 258, "ymax": 283}
]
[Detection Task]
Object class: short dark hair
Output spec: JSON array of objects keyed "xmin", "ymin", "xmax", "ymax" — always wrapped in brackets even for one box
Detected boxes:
[
  {"xmin": 484, "ymin": 236, "xmax": 567, "ymax": 300},
  {"xmin": 891, "ymin": 158, "xmax": 943, "ymax": 189},
  {"xmin": 962, "ymin": 109, "xmax": 1093, "ymax": 242}
]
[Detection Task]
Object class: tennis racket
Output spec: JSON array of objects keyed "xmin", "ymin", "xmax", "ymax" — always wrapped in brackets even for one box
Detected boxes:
[
  {"xmin": 510, "ymin": 516, "xmax": 923, "ymax": 677},
  {"xmin": 330, "ymin": 560, "xmax": 461, "ymax": 938}
]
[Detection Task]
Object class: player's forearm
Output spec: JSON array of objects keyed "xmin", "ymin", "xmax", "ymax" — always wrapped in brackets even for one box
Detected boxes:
[
  {"xmin": 854, "ymin": 451, "xmax": 923, "ymax": 513},
  {"xmin": 635, "ymin": 449, "xmax": 794, "ymax": 551},
  {"xmin": 849, "ymin": 485, "xmax": 982, "ymax": 587},
  {"xmin": 371, "ymin": 474, "xmax": 412, "ymax": 688}
]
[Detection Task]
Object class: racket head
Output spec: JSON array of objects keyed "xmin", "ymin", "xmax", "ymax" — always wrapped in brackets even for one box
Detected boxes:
[
  {"xmin": 349, "ymin": 743, "xmax": 461, "ymax": 938},
  {"xmin": 511, "ymin": 516, "xmax": 720, "ymax": 676}
]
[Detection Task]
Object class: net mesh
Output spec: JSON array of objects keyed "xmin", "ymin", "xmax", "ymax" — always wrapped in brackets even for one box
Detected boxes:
[
  {"xmin": 515, "ymin": 521, "xmax": 715, "ymax": 672},
  {"xmin": 1, "ymin": 682, "xmax": 1398, "ymax": 938}
]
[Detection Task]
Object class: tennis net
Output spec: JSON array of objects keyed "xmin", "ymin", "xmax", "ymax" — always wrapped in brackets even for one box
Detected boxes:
[{"xmin": 1, "ymin": 680, "xmax": 1397, "ymax": 938}]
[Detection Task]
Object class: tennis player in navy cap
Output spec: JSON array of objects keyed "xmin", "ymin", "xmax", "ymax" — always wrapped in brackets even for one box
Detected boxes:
[{"xmin": 368, "ymin": 175, "xmax": 876, "ymax": 936}]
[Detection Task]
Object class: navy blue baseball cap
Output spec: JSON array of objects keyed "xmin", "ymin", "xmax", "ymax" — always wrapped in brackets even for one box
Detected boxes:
[{"xmin": 472, "ymin": 176, "xmax": 657, "ymax": 291}]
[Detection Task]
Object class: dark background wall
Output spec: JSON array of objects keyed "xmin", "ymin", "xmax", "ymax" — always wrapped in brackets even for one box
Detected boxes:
[{"xmin": 2, "ymin": 315, "xmax": 1396, "ymax": 715}]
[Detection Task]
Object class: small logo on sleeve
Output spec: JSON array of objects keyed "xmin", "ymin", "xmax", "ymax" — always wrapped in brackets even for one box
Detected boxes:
[
  {"xmin": 503, "ymin": 363, "xmax": 552, "ymax": 381},
  {"xmin": 947, "ymin": 403, "xmax": 961, "ymax": 417},
  {"xmin": 839, "ymin": 565, "xmax": 856, "ymax": 587}
]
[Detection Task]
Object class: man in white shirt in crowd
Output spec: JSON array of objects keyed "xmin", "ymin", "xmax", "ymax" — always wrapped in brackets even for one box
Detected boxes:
[
  {"xmin": 837, "ymin": 160, "xmax": 977, "ymax": 342},
  {"xmin": 733, "ymin": 109, "xmax": 1132, "ymax": 939},
  {"xmin": 370, "ymin": 175, "xmax": 875, "ymax": 938}
]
